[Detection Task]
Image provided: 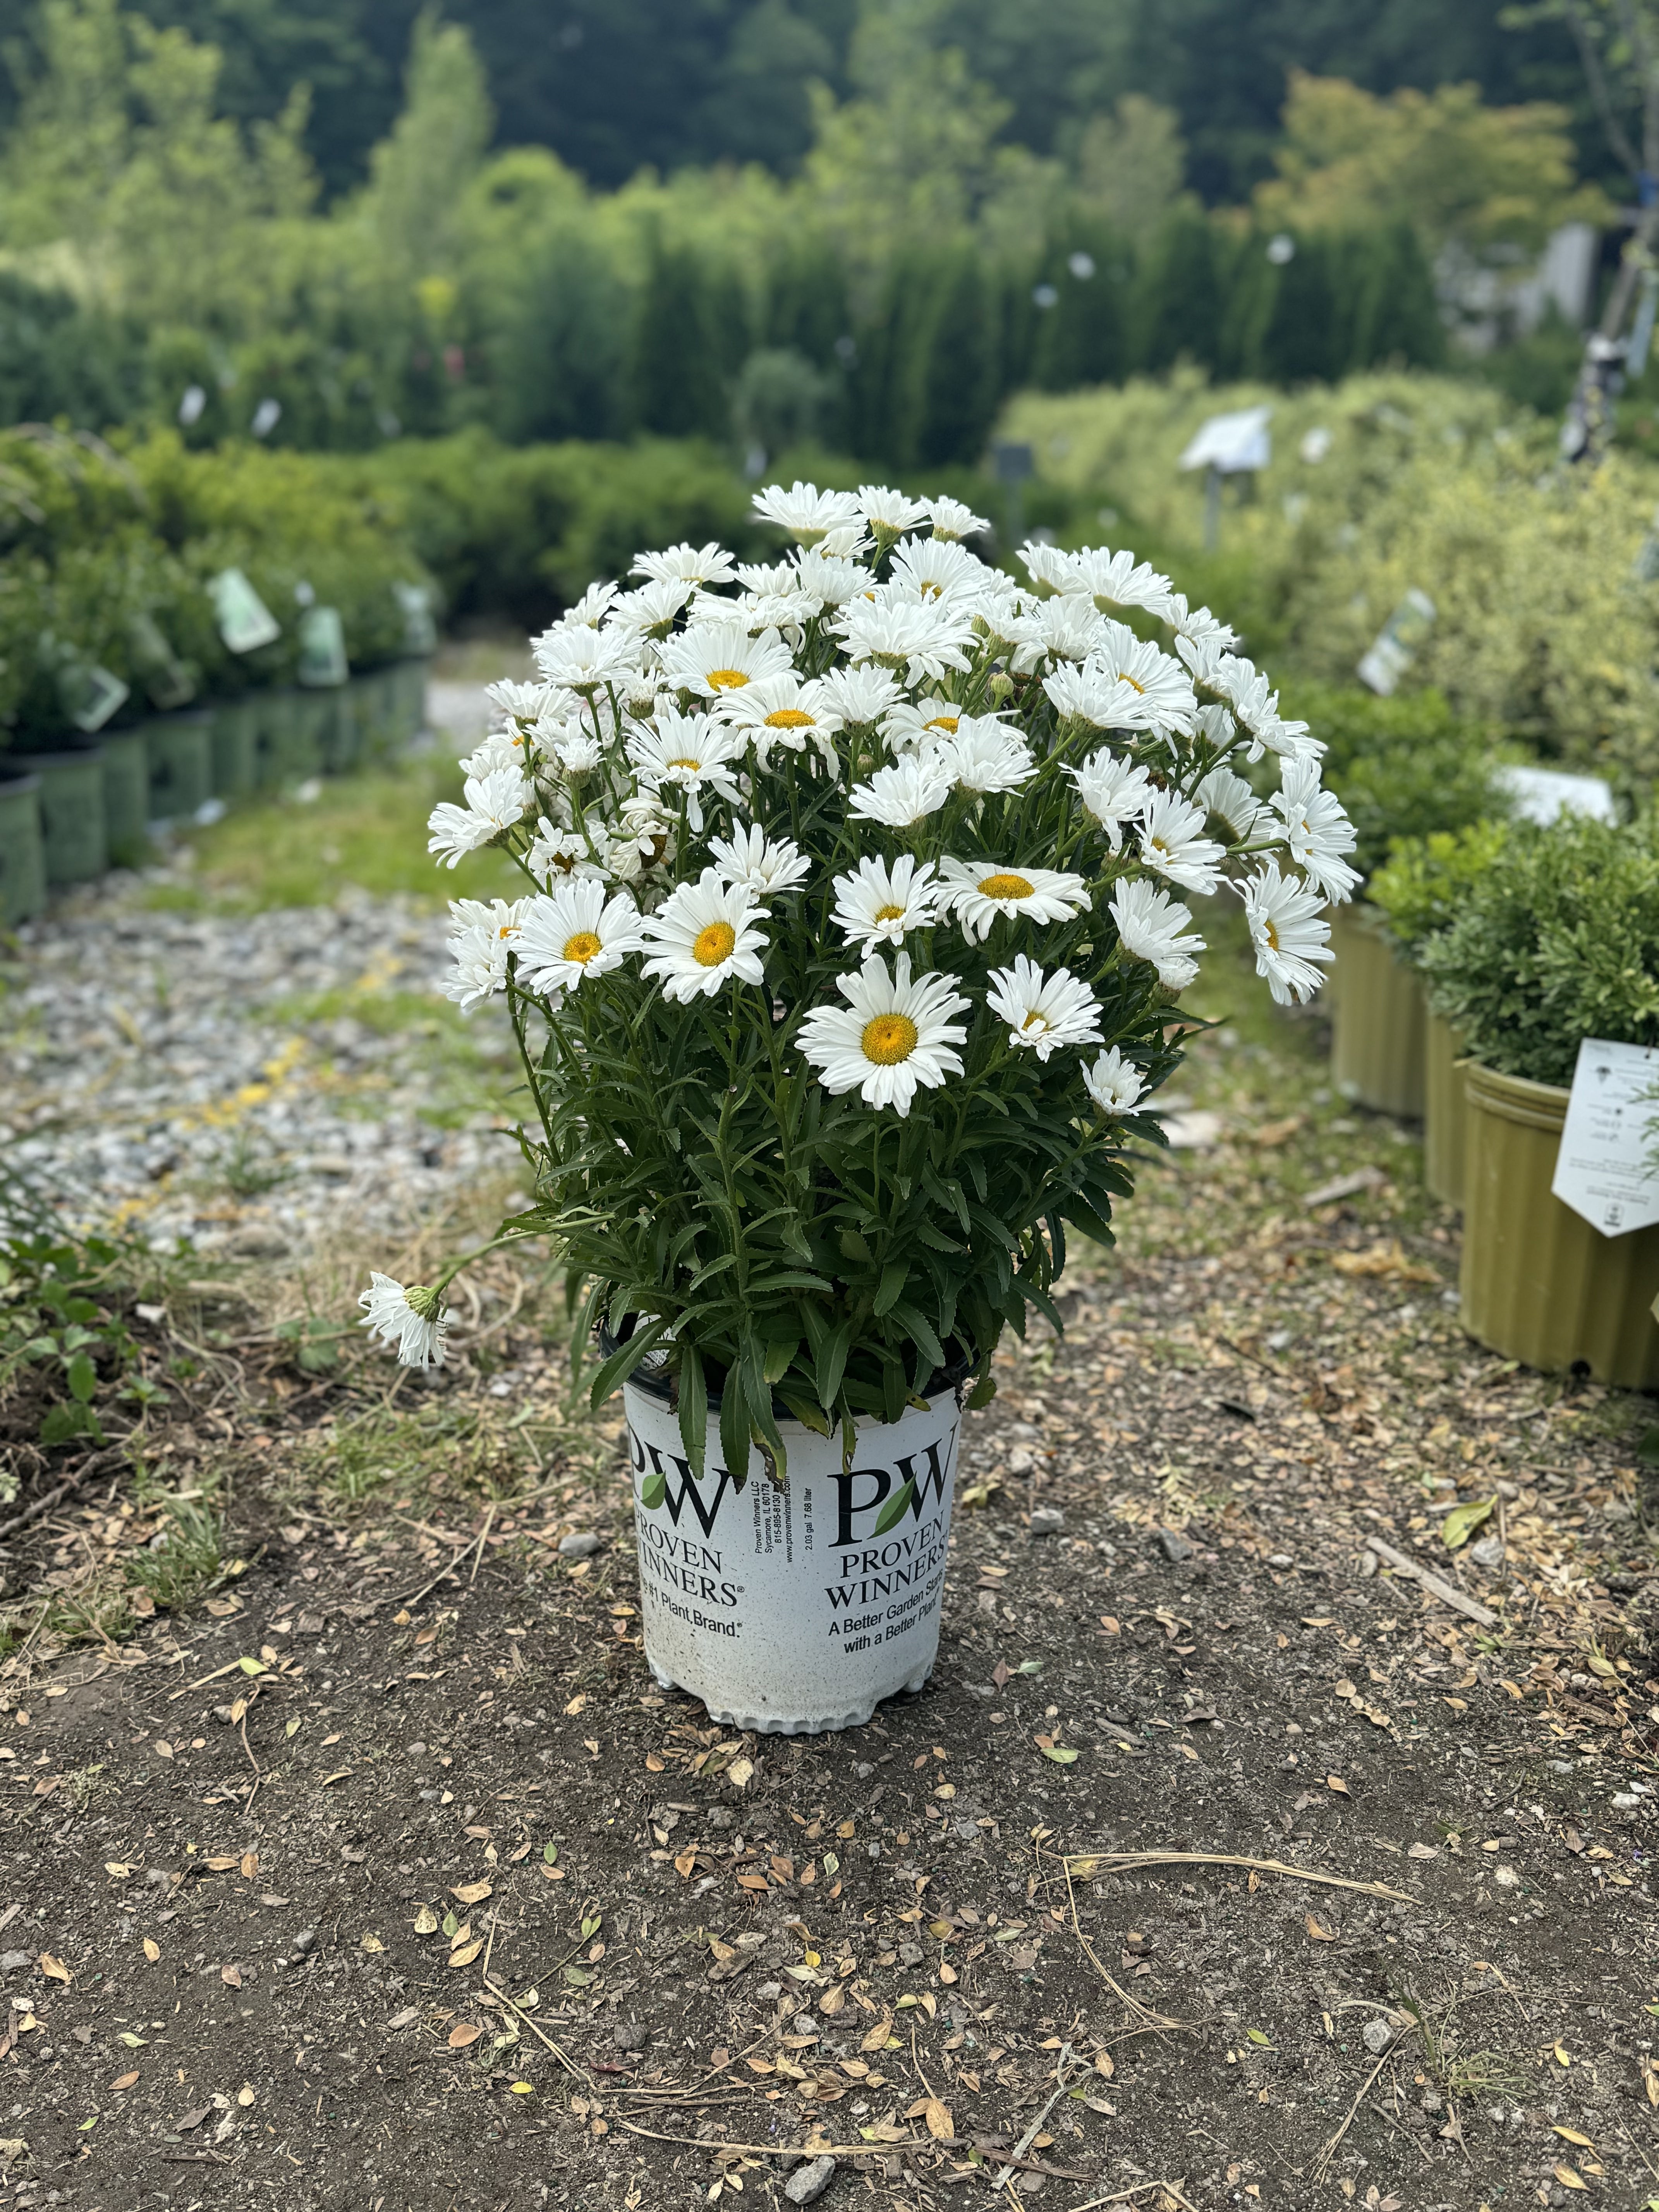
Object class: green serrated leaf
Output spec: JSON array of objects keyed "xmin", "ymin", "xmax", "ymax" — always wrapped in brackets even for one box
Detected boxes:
[{"xmin": 66, "ymin": 1350, "xmax": 98, "ymax": 1402}]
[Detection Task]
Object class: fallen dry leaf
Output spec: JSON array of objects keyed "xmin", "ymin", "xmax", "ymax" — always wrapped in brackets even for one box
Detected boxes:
[
  {"xmin": 1553, "ymin": 2126, "xmax": 1594, "ymax": 2148},
  {"xmin": 220, "ymin": 1965, "xmax": 242, "ymax": 1989},
  {"xmin": 1305, "ymin": 1914, "xmax": 1337, "ymax": 1942},
  {"xmin": 451, "ymin": 1881, "xmax": 492, "ymax": 1906},
  {"xmin": 414, "ymin": 1906, "xmax": 439, "ymax": 1934},
  {"xmin": 104, "ymin": 1863, "xmax": 132, "ymax": 1880},
  {"xmin": 448, "ymin": 1939, "xmax": 485, "ymax": 1970},
  {"xmin": 142, "ymin": 1939, "xmax": 160, "ymax": 1963},
  {"xmin": 1553, "ymin": 2167, "xmax": 1587, "ymax": 2192},
  {"xmin": 239, "ymin": 1853, "xmax": 259, "ymax": 1880},
  {"xmin": 727, "ymin": 1756, "xmax": 754, "ymax": 1790},
  {"xmin": 360, "ymin": 1933, "xmax": 385, "ymax": 1954},
  {"xmin": 111, "ymin": 2071, "xmax": 139, "ymax": 2092},
  {"xmin": 923, "ymin": 2098, "xmax": 954, "ymax": 2141},
  {"xmin": 447, "ymin": 2021, "xmax": 483, "ymax": 2049},
  {"xmin": 1326, "ymin": 1776, "xmax": 1350, "ymax": 1796},
  {"xmin": 38, "ymin": 1955, "xmax": 70, "ymax": 1985}
]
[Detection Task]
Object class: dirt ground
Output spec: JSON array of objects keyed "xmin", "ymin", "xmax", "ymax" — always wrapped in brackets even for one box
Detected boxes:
[{"xmin": 3, "ymin": 995, "xmax": 1658, "ymax": 2212}]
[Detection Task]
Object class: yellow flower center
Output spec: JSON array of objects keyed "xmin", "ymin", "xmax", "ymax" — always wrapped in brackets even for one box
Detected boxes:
[
  {"xmin": 1119, "ymin": 670, "xmax": 1147, "ymax": 694},
  {"xmin": 563, "ymin": 930, "xmax": 603, "ymax": 965},
  {"xmin": 1149, "ymin": 835, "xmax": 1171, "ymax": 858},
  {"xmin": 1021, "ymin": 1009, "xmax": 1051, "ymax": 1032},
  {"xmin": 765, "ymin": 707, "xmax": 814, "ymax": 728},
  {"xmin": 666, "ymin": 754, "xmax": 703, "ymax": 774},
  {"xmin": 693, "ymin": 921, "xmax": 737, "ymax": 967},
  {"xmin": 979, "ymin": 872, "xmax": 1035, "ymax": 902},
  {"xmin": 1262, "ymin": 919, "xmax": 1280, "ymax": 953},
  {"xmin": 706, "ymin": 668, "xmax": 749, "ymax": 690},
  {"xmin": 926, "ymin": 714, "xmax": 959, "ymax": 733},
  {"xmin": 862, "ymin": 1012, "xmax": 919, "ymax": 1065},
  {"xmin": 496, "ymin": 923, "xmax": 520, "ymax": 941},
  {"xmin": 874, "ymin": 903, "xmax": 907, "ymax": 924}
]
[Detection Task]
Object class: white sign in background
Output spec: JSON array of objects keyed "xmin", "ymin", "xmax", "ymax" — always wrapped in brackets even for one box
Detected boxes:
[{"xmin": 1551, "ymin": 1037, "xmax": 1659, "ymax": 1236}]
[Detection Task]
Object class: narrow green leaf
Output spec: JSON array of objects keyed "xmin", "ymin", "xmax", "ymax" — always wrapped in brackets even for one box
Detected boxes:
[
  {"xmin": 872, "ymin": 1259, "xmax": 908, "ymax": 1317},
  {"xmin": 871, "ymin": 1477, "xmax": 916, "ymax": 1537},
  {"xmin": 587, "ymin": 1316, "xmax": 670, "ymax": 1410},
  {"xmin": 677, "ymin": 1338, "xmax": 708, "ymax": 1476}
]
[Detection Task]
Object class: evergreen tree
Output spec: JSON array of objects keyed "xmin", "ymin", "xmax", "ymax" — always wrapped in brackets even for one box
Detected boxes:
[
  {"xmin": 1029, "ymin": 222, "xmax": 1132, "ymax": 391},
  {"xmin": 1133, "ymin": 211, "xmax": 1226, "ymax": 374},
  {"xmin": 1256, "ymin": 231, "xmax": 1339, "ymax": 383},
  {"xmin": 915, "ymin": 246, "xmax": 997, "ymax": 467},
  {"xmin": 1345, "ymin": 217, "xmax": 1446, "ymax": 369},
  {"xmin": 629, "ymin": 238, "xmax": 729, "ymax": 441}
]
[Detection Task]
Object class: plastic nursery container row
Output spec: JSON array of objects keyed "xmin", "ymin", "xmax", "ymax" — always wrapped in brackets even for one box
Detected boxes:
[
  {"xmin": 1326, "ymin": 903, "xmax": 1659, "ymax": 1391},
  {"xmin": 0, "ymin": 659, "xmax": 430, "ymax": 925}
]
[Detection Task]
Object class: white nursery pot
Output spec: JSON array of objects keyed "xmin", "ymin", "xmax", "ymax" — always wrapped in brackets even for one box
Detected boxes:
[{"xmin": 623, "ymin": 1372, "xmax": 964, "ymax": 1735}]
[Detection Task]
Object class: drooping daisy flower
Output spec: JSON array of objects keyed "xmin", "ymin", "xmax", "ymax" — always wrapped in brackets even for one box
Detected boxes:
[
  {"xmin": 792, "ymin": 549, "xmax": 868, "ymax": 610},
  {"xmin": 1237, "ymin": 860, "xmax": 1333, "ymax": 1005},
  {"xmin": 797, "ymin": 951, "xmax": 970, "ymax": 1115},
  {"xmin": 359, "ymin": 1273, "xmax": 448, "ymax": 1367},
  {"xmin": 718, "ymin": 673, "xmax": 844, "ymax": 769},
  {"xmin": 631, "ymin": 541, "xmax": 739, "ymax": 589},
  {"xmin": 888, "ymin": 536, "xmax": 996, "ymax": 610},
  {"xmin": 1019, "ymin": 539, "xmax": 1074, "ymax": 592},
  {"xmin": 1083, "ymin": 1046, "xmax": 1146, "ymax": 1114},
  {"xmin": 929, "ymin": 721, "xmax": 1036, "ymax": 795},
  {"xmin": 550, "ymin": 580, "xmax": 620, "ymax": 630},
  {"xmin": 442, "ymin": 896, "xmax": 529, "ymax": 1009},
  {"xmin": 938, "ymin": 859, "xmax": 1091, "ymax": 943},
  {"xmin": 515, "ymin": 881, "xmax": 644, "ymax": 998},
  {"xmin": 640, "ymin": 870, "xmax": 768, "ymax": 1002},
  {"xmin": 1194, "ymin": 765, "xmax": 1265, "ymax": 843},
  {"xmin": 1062, "ymin": 546, "xmax": 1174, "ymax": 620},
  {"xmin": 656, "ymin": 618, "xmax": 793, "ymax": 702},
  {"xmin": 485, "ymin": 678, "xmax": 553, "ymax": 728},
  {"xmin": 526, "ymin": 817, "xmax": 606, "ymax": 883},
  {"xmin": 921, "ymin": 494, "xmax": 990, "ymax": 541},
  {"xmin": 1109, "ymin": 878, "xmax": 1206, "ymax": 990},
  {"xmin": 1270, "ymin": 760, "xmax": 1360, "ymax": 902},
  {"xmin": 608, "ymin": 576, "xmax": 694, "ymax": 643},
  {"xmin": 550, "ymin": 725, "xmax": 605, "ymax": 775},
  {"xmin": 752, "ymin": 481, "xmax": 863, "ymax": 546},
  {"xmin": 1069, "ymin": 751, "xmax": 1153, "ymax": 850},
  {"xmin": 460, "ymin": 730, "xmax": 530, "ymax": 780},
  {"xmin": 1163, "ymin": 593, "xmax": 1239, "ymax": 655},
  {"xmin": 830, "ymin": 854, "xmax": 940, "ymax": 949},
  {"xmin": 1209, "ymin": 658, "xmax": 1321, "ymax": 765},
  {"xmin": 604, "ymin": 793, "xmax": 675, "ymax": 884},
  {"xmin": 848, "ymin": 757, "xmax": 955, "ymax": 830},
  {"xmin": 427, "ymin": 769, "xmax": 533, "ymax": 868},
  {"xmin": 835, "ymin": 596, "xmax": 975, "ymax": 685},
  {"xmin": 734, "ymin": 560, "xmax": 800, "ymax": 596},
  {"xmin": 815, "ymin": 662, "xmax": 902, "ymax": 728},
  {"xmin": 858, "ymin": 484, "xmax": 930, "ymax": 535},
  {"xmin": 708, "ymin": 822, "xmax": 812, "ymax": 899},
  {"xmin": 1008, "ymin": 596, "xmax": 1106, "ymax": 673},
  {"xmin": 626, "ymin": 705, "xmax": 744, "ymax": 832},
  {"xmin": 532, "ymin": 622, "xmax": 639, "ymax": 697},
  {"xmin": 986, "ymin": 955, "xmax": 1103, "ymax": 1062},
  {"xmin": 1138, "ymin": 789, "xmax": 1226, "ymax": 895}
]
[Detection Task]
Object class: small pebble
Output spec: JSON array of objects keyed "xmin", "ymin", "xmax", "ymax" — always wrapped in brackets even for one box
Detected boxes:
[
  {"xmin": 896, "ymin": 1941, "xmax": 924, "ymax": 1968},
  {"xmin": 1028, "ymin": 1508, "xmax": 1065, "ymax": 1537},
  {"xmin": 1612, "ymin": 1792, "xmax": 1642, "ymax": 1810},
  {"xmin": 791, "ymin": 2014, "xmax": 818, "ymax": 2039},
  {"xmin": 1362, "ymin": 2017, "xmax": 1395, "ymax": 2056},
  {"xmin": 1158, "ymin": 1527, "xmax": 1193, "ymax": 1563},
  {"xmin": 291, "ymin": 1929, "xmax": 317, "ymax": 1956},
  {"xmin": 0, "ymin": 1951, "xmax": 31, "ymax": 1973},
  {"xmin": 1266, "ymin": 1551, "xmax": 1295, "ymax": 1569},
  {"xmin": 1492, "ymin": 1865, "xmax": 1521, "ymax": 1889},
  {"xmin": 783, "ymin": 2154, "xmax": 837, "ymax": 2206},
  {"xmin": 611, "ymin": 2020, "xmax": 647, "ymax": 2051},
  {"xmin": 1469, "ymin": 1534, "xmax": 1506, "ymax": 1570},
  {"xmin": 559, "ymin": 1532, "xmax": 603, "ymax": 1559},
  {"xmin": 756, "ymin": 1981, "xmax": 783, "ymax": 2001}
]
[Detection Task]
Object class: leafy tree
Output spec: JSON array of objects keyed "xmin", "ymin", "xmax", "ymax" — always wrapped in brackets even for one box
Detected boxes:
[{"xmin": 630, "ymin": 238, "xmax": 734, "ymax": 440}]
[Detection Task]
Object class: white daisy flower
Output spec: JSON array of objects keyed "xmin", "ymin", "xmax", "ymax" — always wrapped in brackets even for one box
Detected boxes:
[
  {"xmin": 938, "ymin": 858, "xmax": 1091, "ymax": 943},
  {"xmin": 752, "ymin": 480, "xmax": 863, "ymax": 546},
  {"xmin": 1015, "ymin": 596, "xmax": 1107, "ymax": 670},
  {"xmin": 608, "ymin": 576, "xmax": 693, "ymax": 642},
  {"xmin": 551, "ymin": 725, "xmax": 605, "ymax": 775},
  {"xmin": 485, "ymin": 678, "xmax": 553, "ymax": 726},
  {"xmin": 427, "ymin": 768, "xmax": 532, "ymax": 868},
  {"xmin": 718, "ymin": 673, "xmax": 843, "ymax": 769},
  {"xmin": 460, "ymin": 730, "xmax": 529, "ymax": 779},
  {"xmin": 631, "ymin": 541, "xmax": 739, "ymax": 589},
  {"xmin": 605, "ymin": 792, "xmax": 675, "ymax": 883},
  {"xmin": 732, "ymin": 586, "xmax": 820, "ymax": 635},
  {"xmin": 1208, "ymin": 658, "xmax": 1321, "ymax": 764},
  {"xmin": 1194, "ymin": 701, "xmax": 1238, "ymax": 747},
  {"xmin": 358, "ymin": 1272, "xmax": 447, "ymax": 1368},
  {"xmin": 858, "ymin": 484, "xmax": 930, "ymax": 534},
  {"xmin": 443, "ymin": 896, "xmax": 529, "ymax": 1010},
  {"xmin": 835, "ymin": 595, "xmax": 976, "ymax": 685},
  {"xmin": 791, "ymin": 549, "xmax": 868, "ymax": 610},
  {"xmin": 815, "ymin": 662, "xmax": 902, "ymax": 727},
  {"xmin": 848, "ymin": 757, "xmax": 955, "ymax": 829},
  {"xmin": 928, "ymin": 721, "xmax": 1035, "ymax": 795},
  {"xmin": 734, "ymin": 560, "xmax": 800, "ymax": 596},
  {"xmin": 881, "ymin": 697, "xmax": 969, "ymax": 750},
  {"xmin": 1019, "ymin": 540, "xmax": 1075, "ymax": 594},
  {"xmin": 708, "ymin": 821, "xmax": 811, "ymax": 899},
  {"xmin": 1271, "ymin": 761, "xmax": 1360, "ymax": 902},
  {"xmin": 1163, "ymin": 592, "xmax": 1239, "ymax": 654},
  {"xmin": 887, "ymin": 536, "xmax": 996, "ymax": 610},
  {"xmin": 640, "ymin": 869, "xmax": 768, "ymax": 1002},
  {"xmin": 797, "ymin": 951, "xmax": 969, "ymax": 1115},
  {"xmin": 986, "ymin": 955, "xmax": 1103, "ymax": 1062},
  {"xmin": 1237, "ymin": 860, "xmax": 1333, "ymax": 1005},
  {"xmin": 1087, "ymin": 622, "xmax": 1200, "ymax": 734},
  {"xmin": 515, "ymin": 880, "xmax": 644, "ymax": 998},
  {"xmin": 1138, "ymin": 788, "xmax": 1226, "ymax": 895},
  {"xmin": 1062, "ymin": 547, "xmax": 1173, "ymax": 620},
  {"xmin": 552, "ymin": 580, "xmax": 620, "ymax": 630},
  {"xmin": 656, "ymin": 618, "xmax": 793, "ymax": 702},
  {"xmin": 1069, "ymin": 750, "xmax": 1153, "ymax": 850},
  {"xmin": 526, "ymin": 819, "xmax": 607, "ymax": 883},
  {"xmin": 830, "ymin": 854, "xmax": 940, "ymax": 949},
  {"xmin": 1109, "ymin": 878, "xmax": 1206, "ymax": 991},
  {"xmin": 1194, "ymin": 765, "xmax": 1266, "ymax": 842},
  {"xmin": 626, "ymin": 704, "xmax": 744, "ymax": 832},
  {"xmin": 532, "ymin": 622, "xmax": 639, "ymax": 696},
  {"xmin": 921, "ymin": 494, "xmax": 989, "ymax": 541},
  {"xmin": 1083, "ymin": 1046, "xmax": 1146, "ymax": 1115}
]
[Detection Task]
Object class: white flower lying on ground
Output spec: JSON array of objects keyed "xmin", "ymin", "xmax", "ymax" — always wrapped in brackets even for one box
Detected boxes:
[
  {"xmin": 938, "ymin": 859, "xmax": 1090, "ymax": 943},
  {"xmin": 708, "ymin": 822, "xmax": 811, "ymax": 899},
  {"xmin": 797, "ymin": 952, "xmax": 970, "ymax": 1115},
  {"xmin": 1069, "ymin": 751, "xmax": 1152, "ymax": 848},
  {"xmin": 358, "ymin": 1273, "xmax": 448, "ymax": 1367},
  {"xmin": 1138, "ymin": 788, "xmax": 1226, "ymax": 895},
  {"xmin": 442, "ymin": 897, "xmax": 529, "ymax": 1010},
  {"xmin": 986, "ymin": 956, "xmax": 1103, "ymax": 1061},
  {"xmin": 427, "ymin": 769, "xmax": 532, "ymax": 868},
  {"xmin": 515, "ymin": 881, "xmax": 645, "ymax": 998},
  {"xmin": 831, "ymin": 854, "xmax": 940, "ymax": 949},
  {"xmin": 1084, "ymin": 1046, "xmax": 1146, "ymax": 1114},
  {"xmin": 640, "ymin": 870, "xmax": 768, "ymax": 1001},
  {"xmin": 1238, "ymin": 861, "xmax": 1334, "ymax": 1005},
  {"xmin": 848, "ymin": 757, "xmax": 954, "ymax": 828},
  {"xmin": 1110, "ymin": 878, "xmax": 1206, "ymax": 991},
  {"xmin": 1271, "ymin": 759, "xmax": 1360, "ymax": 902}
]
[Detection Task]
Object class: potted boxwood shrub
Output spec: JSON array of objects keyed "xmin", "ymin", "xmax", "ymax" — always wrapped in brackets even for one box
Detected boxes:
[
  {"xmin": 1418, "ymin": 813, "xmax": 1659, "ymax": 1386},
  {"xmin": 1368, "ymin": 822, "xmax": 1510, "ymax": 1206},
  {"xmin": 1305, "ymin": 685, "xmax": 1510, "ymax": 1118},
  {"xmin": 356, "ymin": 482, "xmax": 1355, "ymax": 1731}
]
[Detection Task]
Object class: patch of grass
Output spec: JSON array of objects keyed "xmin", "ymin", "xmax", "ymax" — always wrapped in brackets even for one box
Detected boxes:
[
  {"xmin": 151, "ymin": 760, "xmax": 523, "ymax": 914},
  {"xmin": 127, "ymin": 1488, "xmax": 226, "ymax": 1611}
]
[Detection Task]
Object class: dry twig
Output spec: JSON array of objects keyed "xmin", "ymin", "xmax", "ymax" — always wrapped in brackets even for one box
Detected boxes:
[{"xmin": 1065, "ymin": 1850, "xmax": 1416, "ymax": 1906}]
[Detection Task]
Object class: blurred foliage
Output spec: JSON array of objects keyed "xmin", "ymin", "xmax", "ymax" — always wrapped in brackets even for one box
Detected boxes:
[{"xmin": 1369, "ymin": 819, "xmax": 1515, "ymax": 960}]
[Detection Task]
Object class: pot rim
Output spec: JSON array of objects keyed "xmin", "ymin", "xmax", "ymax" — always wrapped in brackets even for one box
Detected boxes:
[{"xmin": 600, "ymin": 1320, "xmax": 971, "ymax": 1419}]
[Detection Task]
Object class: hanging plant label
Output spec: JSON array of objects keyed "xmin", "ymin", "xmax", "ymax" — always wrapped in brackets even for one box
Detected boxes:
[
  {"xmin": 394, "ymin": 580, "xmax": 437, "ymax": 654},
  {"xmin": 1551, "ymin": 1037, "xmax": 1659, "ymax": 1236},
  {"xmin": 297, "ymin": 606, "xmax": 349, "ymax": 688},
  {"xmin": 57, "ymin": 660, "xmax": 129, "ymax": 734},
  {"xmin": 1356, "ymin": 586, "xmax": 1436, "ymax": 696},
  {"xmin": 209, "ymin": 568, "xmax": 280, "ymax": 654}
]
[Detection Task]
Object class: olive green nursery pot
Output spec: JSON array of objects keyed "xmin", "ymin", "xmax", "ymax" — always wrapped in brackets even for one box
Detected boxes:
[
  {"xmin": 210, "ymin": 697, "xmax": 259, "ymax": 799},
  {"xmin": 8, "ymin": 748, "xmax": 107, "ymax": 884},
  {"xmin": 144, "ymin": 709, "xmax": 214, "ymax": 820},
  {"xmin": 1329, "ymin": 903, "xmax": 1426, "ymax": 1119},
  {"xmin": 0, "ymin": 775, "xmax": 46, "ymax": 925},
  {"xmin": 1423, "ymin": 1012, "xmax": 1468, "ymax": 1209},
  {"xmin": 1459, "ymin": 1061, "xmax": 1659, "ymax": 1388},
  {"xmin": 99, "ymin": 730, "xmax": 149, "ymax": 865}
]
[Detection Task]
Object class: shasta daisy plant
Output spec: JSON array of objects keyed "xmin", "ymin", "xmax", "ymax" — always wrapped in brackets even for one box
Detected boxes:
[{"xmin": 365, "ymin": 482, "xmax": 1353, "ymax": 1486}]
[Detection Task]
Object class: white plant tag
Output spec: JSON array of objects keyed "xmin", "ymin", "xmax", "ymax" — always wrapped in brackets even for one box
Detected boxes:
[
  {"xmin": 210, "ymin": 568, "xmax": 280, "ymax": 654},
  {"xmin": 1551, "ymin": 1037, "xmax": 1659, "ymax": 1236}
]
